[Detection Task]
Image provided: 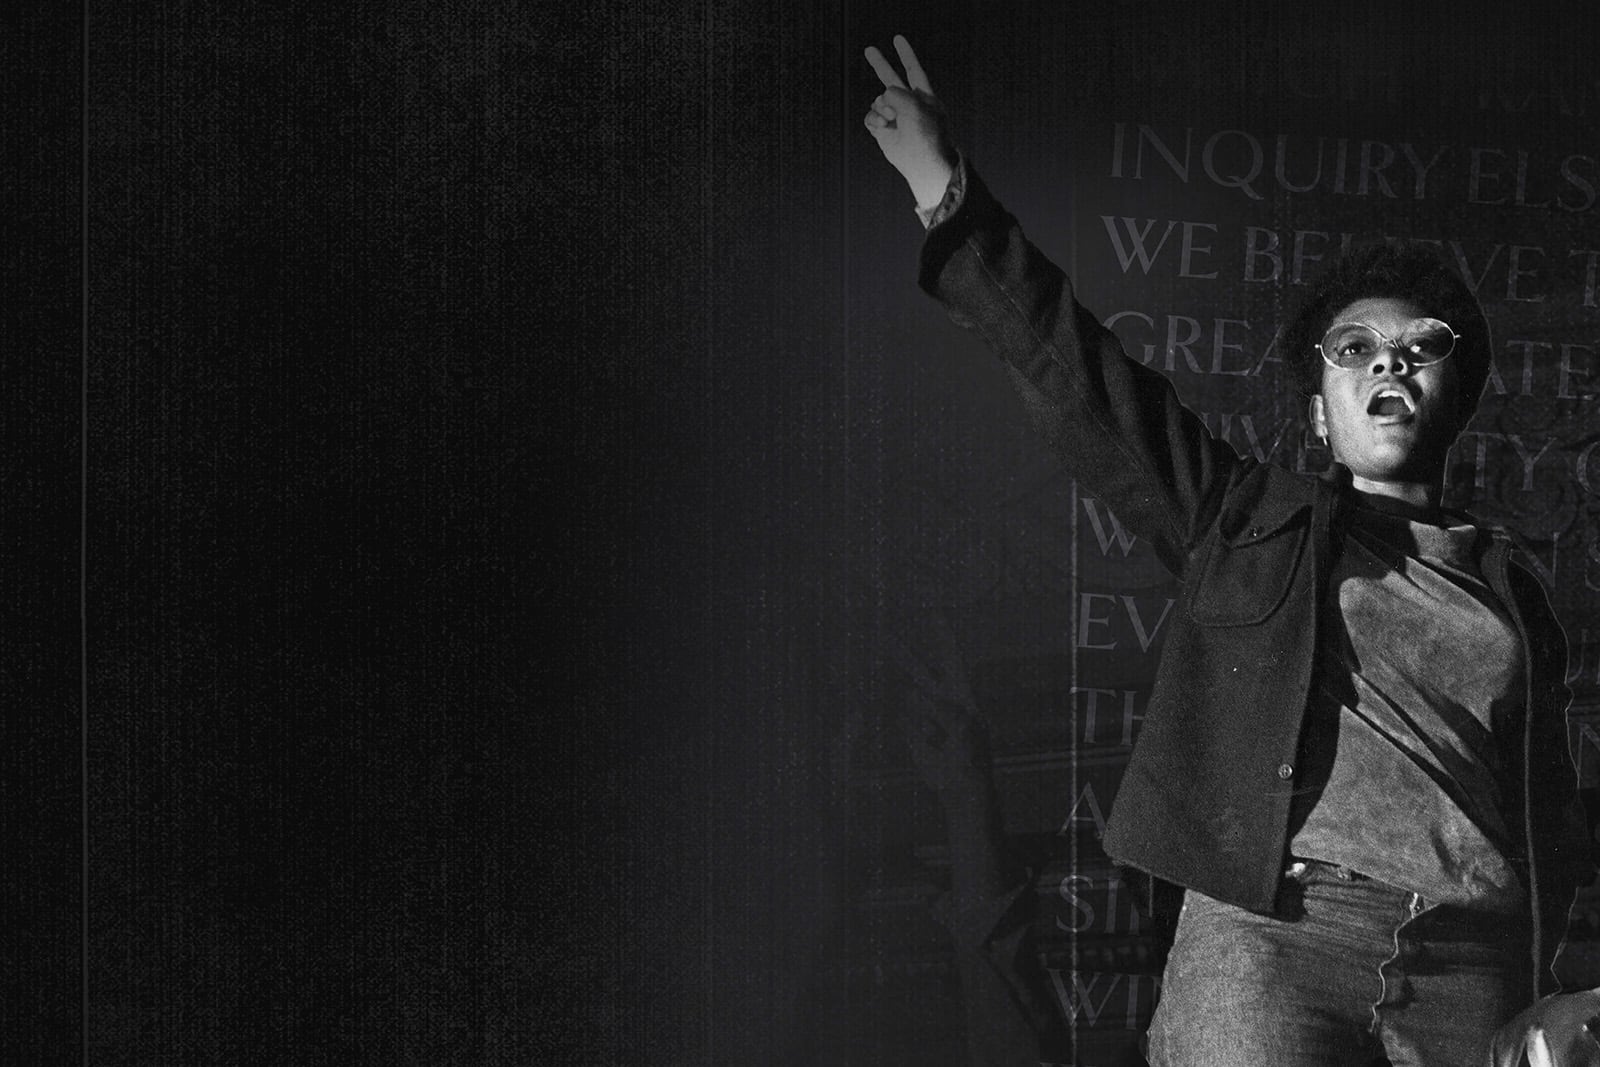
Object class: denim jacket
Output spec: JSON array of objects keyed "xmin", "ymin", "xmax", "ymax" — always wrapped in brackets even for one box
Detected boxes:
[{"xmin": 916, "ymin": 159, "xmax": 1595, "ymax": 996}]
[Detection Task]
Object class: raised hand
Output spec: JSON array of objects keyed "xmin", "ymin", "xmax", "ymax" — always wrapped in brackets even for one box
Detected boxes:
[{"xmin": 862, "ymin": 35, "xmax": 958, "ymax": 211}]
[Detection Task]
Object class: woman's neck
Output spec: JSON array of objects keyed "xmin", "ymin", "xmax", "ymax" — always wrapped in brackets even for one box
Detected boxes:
[{"xmin": 1347, "ymin": 475, "xmax": 1444, "ymax": 523}]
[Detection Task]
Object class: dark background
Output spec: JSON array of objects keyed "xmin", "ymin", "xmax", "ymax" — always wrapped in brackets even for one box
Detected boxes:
[{"xmin": 11, "ymin": 1, "xmax": 1600, "ymax": 1063}]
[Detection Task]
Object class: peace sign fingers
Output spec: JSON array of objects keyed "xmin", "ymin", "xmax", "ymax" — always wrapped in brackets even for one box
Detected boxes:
[
  {"xmin": 865, "ymin": 36, "xmax": 936, "ymax": 99},
  {"xmin": 893, "ymin": 35, "xmax": 934, "ymax": 96},
  {"xmin": 863, "ymin": 44, "xmax": 907, "ymax": 91}
]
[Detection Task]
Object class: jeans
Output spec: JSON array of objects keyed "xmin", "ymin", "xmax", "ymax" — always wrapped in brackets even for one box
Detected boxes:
[{"xmin": 1146, "ymin": 861, "xmax": 1533, "ymax": 1067}]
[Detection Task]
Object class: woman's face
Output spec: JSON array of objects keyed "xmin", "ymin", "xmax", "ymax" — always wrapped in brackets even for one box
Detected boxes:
[{"xmin": 1308, "ymin": 296, "xmax": 1462, "ymax": 489}]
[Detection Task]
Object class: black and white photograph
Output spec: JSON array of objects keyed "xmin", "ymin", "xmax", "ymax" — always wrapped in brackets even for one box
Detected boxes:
[{"xmin": 20, "ymin": 2, "xmax": 1600, "ymax": 1063}]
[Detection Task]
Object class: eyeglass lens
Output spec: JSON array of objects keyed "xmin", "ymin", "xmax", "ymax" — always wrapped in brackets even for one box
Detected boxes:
[{"xmin": 1320, "ymin": 320, "xmax": 1455, "ymax": 368}]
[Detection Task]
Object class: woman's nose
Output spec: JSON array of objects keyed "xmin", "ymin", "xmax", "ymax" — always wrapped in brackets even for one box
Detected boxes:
[{"xmin": 1368, "ymin": 342, "xmax": 1411, "ymax": 376}]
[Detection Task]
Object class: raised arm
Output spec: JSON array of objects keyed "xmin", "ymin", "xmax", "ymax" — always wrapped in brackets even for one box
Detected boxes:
[{"xmin": 863, "ymin": 37, "xmax": 1243, "ymax": 576}]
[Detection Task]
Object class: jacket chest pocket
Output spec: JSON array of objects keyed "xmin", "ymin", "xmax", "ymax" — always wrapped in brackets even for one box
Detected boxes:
[{"xmin": 1187, "ymin": 516, "xmax": 1309, "ymax": 627}]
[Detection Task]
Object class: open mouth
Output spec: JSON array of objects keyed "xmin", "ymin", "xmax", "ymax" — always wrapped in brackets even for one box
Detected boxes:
[{"xmin": 1366, "ymin": 386, "xmax": 1416, "ymax": 419}]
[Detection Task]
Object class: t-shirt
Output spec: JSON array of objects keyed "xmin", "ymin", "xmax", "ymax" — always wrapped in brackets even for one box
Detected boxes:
[{"xmin": 1287, "ymin": 505, "xmax": 1527, "ymax": 912}]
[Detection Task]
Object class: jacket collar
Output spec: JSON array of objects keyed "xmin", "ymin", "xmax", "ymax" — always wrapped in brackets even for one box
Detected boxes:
[{"xmin": 1315, "ymin": 460, "xmax": 1511, "ymax": 538}]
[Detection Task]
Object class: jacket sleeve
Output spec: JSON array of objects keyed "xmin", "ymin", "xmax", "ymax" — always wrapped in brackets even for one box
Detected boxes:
[
  {"xmin": 1514, "ymin": 564, "xmax": 1600, "ymax": 993},
  {"xmin": 1535, "ymin": 614, "xmax": 1599, "ymax": 881},
  {"xmin": 916, "ymin": 158, "xmax": 1244, "ymax": 577}
]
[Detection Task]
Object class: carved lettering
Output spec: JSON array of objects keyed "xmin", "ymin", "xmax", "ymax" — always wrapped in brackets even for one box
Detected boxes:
[
  {"xmin": 1056, "ymin": 870, "xmax": 1145, "ymax": 935},
  {"xmin": 1505, "ymin": 245, "xmax": 1547, "ymax": 302},
  {"xmin": 1043, "ymin": 970, "xmax": 1159, "ymax": 1030},
  {"xmin": 1560, "ymin": 344, "xmax": 1594, "ymax": 399},
  {"xmin": 1469, "ymin": 147, "xmax": 1508, "ymax": 205},
  {"xmin": 1569, "ymin": 249, "xmax": 1600, "ymax": 307},
  {"xmin": 1560, "ymin": 155, "xmax": 1599, "ymax": 213},
  {"xmin": 1400, "ymin": 142, "xmax": 1449, "ymax": 200},
  {"xmin": 1070, "ymin": 687, "xmax": 1147, "ymax": 746},
  {"xmin": 1081, "ymin": 498, "xmax": 1139, "ymax": 557},
  {"xmin": 1058, "ymin": 781, "xmax": 1110, "ymax": 837},
  {"xmin": 1101, "ymin": 216, "xmax": 1180, "ymax": 274},
  {"xmin": 1243, "ymin": 227, "xmax": 1282, "ymax": 283}
]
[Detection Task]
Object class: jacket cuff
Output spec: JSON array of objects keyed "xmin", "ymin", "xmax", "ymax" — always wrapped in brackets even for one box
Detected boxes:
[{"xmin": 915, "ymin": 155, "xmax": 1001, "ymax": 300}]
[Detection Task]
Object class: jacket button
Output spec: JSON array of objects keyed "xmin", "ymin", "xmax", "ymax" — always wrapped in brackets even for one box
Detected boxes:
[{"xmin": 1277, "ymin": 764, "xmax": 1294, "ymax": 779}]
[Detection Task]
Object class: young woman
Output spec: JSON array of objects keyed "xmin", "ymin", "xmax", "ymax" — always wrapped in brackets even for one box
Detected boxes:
[{"xmin": 862, "ymin": 34, "xmax": 1600, "ymax": 1067}]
